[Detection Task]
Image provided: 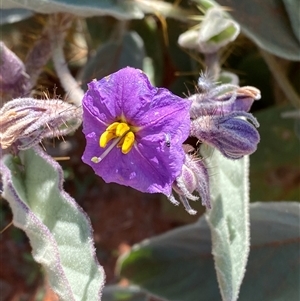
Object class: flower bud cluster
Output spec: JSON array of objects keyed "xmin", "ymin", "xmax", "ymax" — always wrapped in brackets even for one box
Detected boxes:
[
  {"xmin": 189, "ymin": 77, "xmax": 260, "ymax": 159},
  {"xmin": 171, "ymin": 75, "xmax": 260, "ymax": 214}
]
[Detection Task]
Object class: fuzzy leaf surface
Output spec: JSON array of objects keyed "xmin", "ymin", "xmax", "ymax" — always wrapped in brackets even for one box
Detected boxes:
[
  {"xmin": 205, "ymin": 149, "xmax": 250, "ymax": 301},
  {"xmin": 1, "ymin": 146, "xmax": 105, "ymax": 301}
]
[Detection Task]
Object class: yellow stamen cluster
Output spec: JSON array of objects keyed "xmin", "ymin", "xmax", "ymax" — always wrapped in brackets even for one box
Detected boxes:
[{"xmin": 100, "ymin": 122, "xmax": 135, "ymax": 154}]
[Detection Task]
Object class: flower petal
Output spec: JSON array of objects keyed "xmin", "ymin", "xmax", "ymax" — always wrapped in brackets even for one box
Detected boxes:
[{"xmin": 82, "ymin": 67, "xmax": 191, "ymax": 195}]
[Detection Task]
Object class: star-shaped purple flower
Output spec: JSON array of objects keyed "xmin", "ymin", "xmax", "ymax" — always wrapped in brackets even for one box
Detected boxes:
[{"xmin": 82, "ymin": 67, "xmax": 191, "ymax": 195}]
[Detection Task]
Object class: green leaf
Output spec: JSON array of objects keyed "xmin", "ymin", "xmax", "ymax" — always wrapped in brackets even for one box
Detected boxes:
[
  {"xmin": 117, "ymin": 202, "xmax": 300, "ymax": 301},
  {"xmin": 198, "ymin": 7, "xmax": 240, "ymax": 53},
  {"xmin": 1, "ymin": 0, "xmax": 144, "ymax": 19},
  {"xmin": 282, "ymin": 0, "xmax": 300, "ymax": 43},
  {"xmin": 204, "ymin": 149, "xmax": 250, "ymax": 301},
  {"xmin": 117, "ymin": 217, "xmax": 218, "ymax": 301},
  {"xmin": 1, "ymin": 0, "xmax": 194, "ymax": 21},
  {"xmin": 239, "ymin": 202, "xmax": 300, "ymax": 301},
  {"xmin": 102, "ymin": 285, "xmax": 149, "ymax": 301},
  {"xmin": 250, "ymin": 105, "xmax": 300, "ymax": 201},
  {"xmin": 1, "ymin": 146, "xmax": 105, "ymax": 301},
  {"xmin": 215, "ymin": 0, "xmax": 300, "ymax": 60},
  {"xmin": 80, "ymin": 31, "xmax": 145, "ymax": 86}
]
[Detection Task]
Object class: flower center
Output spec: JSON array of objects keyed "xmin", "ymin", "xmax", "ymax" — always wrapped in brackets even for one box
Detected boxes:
[{"xmin": 91, "ymin": 122, "xmax": 135, "ymax": 163}]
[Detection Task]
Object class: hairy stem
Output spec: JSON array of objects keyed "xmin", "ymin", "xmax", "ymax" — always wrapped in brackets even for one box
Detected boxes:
[
  {"xmin": 50, "ymin": 14, "xmax": 84, "ymax": 107},
  {"xmin": 204, "ymin": 52, "xmax": 220, "ymax": 81}
]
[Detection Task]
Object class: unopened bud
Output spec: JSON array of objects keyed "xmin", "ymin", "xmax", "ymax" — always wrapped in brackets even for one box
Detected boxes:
[
  {"xmin": 0, "ymin": 97, "xmax": 82, "ymax": 150},
  {"xmin": 169, "ymin": 152, "xmax": 211, "ymax": 214}
]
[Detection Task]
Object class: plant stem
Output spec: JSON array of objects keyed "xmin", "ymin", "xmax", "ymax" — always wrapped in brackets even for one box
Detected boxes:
[
  {"xmin": 51, "ymin": 14, "xmax": 84, "ymax": 107},
  {"xmin": 204, "ymin": 52, "xmax": 220, "ymax": 81}
]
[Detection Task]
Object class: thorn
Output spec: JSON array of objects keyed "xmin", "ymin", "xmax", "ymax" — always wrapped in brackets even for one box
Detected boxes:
[{"xmin": 0, "ymin": 221, "xmax": 13, "ymax": 234}]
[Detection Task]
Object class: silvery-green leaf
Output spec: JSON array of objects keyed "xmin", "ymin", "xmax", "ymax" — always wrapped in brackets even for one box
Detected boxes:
[
  {"xmin": 178, "ymin": 6, "xmax": 240, "ymax": 53},
  {"xmin": 198, "ymin": 7, "xmax": 240, "ymax": 53},
  {"xmin": 178, "ymin": 29, "xmax": 199, "ymax": 50},
  {"xmin": 203, "ymin": 147, "xmax": 250, "ymax": 301},
  {"xmin": 0, "ymin": 0, "xmax": 144, "ymax": 19},
  {"xmin": 0, "ymin": 146, "xmax": 105, "ymax": 301},
  {"xmin": 117, "ymin": 202, "xmax": 300, "ymax": 301}
]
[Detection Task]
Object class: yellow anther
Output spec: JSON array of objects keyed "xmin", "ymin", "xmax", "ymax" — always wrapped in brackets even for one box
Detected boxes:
[
  {"xmin": 99, "ymin": 130, "xmax": 116, "ymax": 148},
  {"xmin": 99, "ymin": 122, "xmax": 121, "ymax": 147},
  {"xmin": 116, "ymin": 122, "xmax": 130, "ymax": 137},
  {"xmin": 121, "ymin": 132, "xmax": 135, "ymax": 154},
  {"xmin": 106, "ymin": 122, "xmax": 119, "ymax": 131},
  {"xmin": 97, "ymin": 121, "xmax": 136, "ymax": 160}
]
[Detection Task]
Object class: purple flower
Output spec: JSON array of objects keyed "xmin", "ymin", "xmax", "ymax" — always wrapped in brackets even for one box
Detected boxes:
[{"xmin": 82, "ymin": 67, "xmax": 191, "ymax": 195}]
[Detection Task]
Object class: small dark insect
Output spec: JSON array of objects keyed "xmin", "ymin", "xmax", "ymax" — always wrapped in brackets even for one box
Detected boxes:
[{"xmin": 165, "ymin": 133, "xmax": 171, "ymax": 147}]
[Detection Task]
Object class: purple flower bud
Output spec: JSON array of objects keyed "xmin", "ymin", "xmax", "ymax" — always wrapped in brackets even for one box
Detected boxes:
[
  {"xmin": 189, "ymin": 84, "xmax": 261, "ymax": 118},
  {"xmin": 188, "ymin": 74, "xmax": 260, "ymax": 159},
  {"xmin": 169, "ymin": 151, "xmax": 211, "ymax": 215},
  {"xmin": 81, "ymin": 67, "xmax": 191, "ymax": 196},
  {"xmin": 0, "ymin": 97, "xmax": 82, "ymax": 150},
  {"xmin": 191, "ymin": 112, "xmax": 260, "ymax": 159},
  {"xmin": 0, "ymin": 42, "xmax": 30, "ymax": 97}
]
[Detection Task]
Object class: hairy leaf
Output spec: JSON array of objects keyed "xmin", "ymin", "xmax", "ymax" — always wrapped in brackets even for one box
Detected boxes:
[
  {"xmin": 205, "ymin": 149, "xmax": 250, "ymax": 301},
  {"xmin": 1, "ymin": 146, "xmax": 105, "ymax": 301}
]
